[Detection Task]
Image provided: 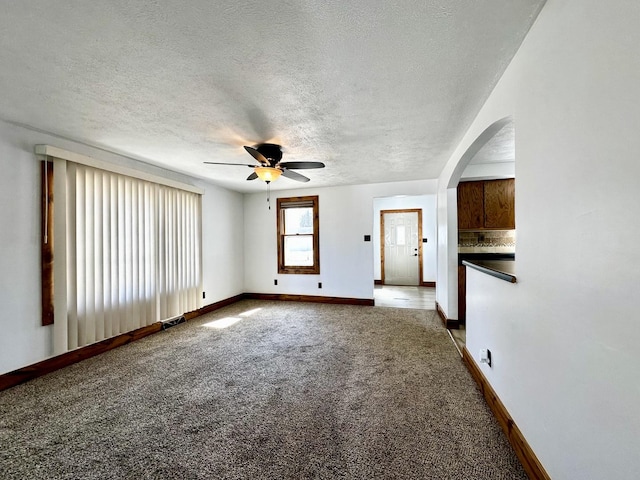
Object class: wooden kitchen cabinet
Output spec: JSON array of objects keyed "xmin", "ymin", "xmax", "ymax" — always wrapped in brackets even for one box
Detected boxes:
[
  {"xmin": 484, "ymin": 179, "xmax": 515, "ymax": 229},
  {"xmin": 457, "ymin": 181, "xmax": 485, "ymax": 229},
  {"xmin": 457, "ymin": 178, "xmax": 515, "ymax": 230}
]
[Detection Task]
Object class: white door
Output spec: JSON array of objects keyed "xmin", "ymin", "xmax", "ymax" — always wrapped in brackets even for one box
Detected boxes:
[{"xmin": 382, "ymin": 211, "xmax": 420, "ymax": 286}]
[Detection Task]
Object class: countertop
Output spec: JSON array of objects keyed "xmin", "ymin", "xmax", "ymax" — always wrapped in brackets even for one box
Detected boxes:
[
  {"xmin": 458, "ymin": 252, "xmax": 515, "ymax": 264},
  {"xmin": 461, "ymin": 259, "xmax": 516, "ymax": 283}
]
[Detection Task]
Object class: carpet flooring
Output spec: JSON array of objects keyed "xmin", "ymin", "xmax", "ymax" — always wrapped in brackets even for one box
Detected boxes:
[{"xmin": 0, "ymin": 300, "xmax": 526, "ymax": 479}]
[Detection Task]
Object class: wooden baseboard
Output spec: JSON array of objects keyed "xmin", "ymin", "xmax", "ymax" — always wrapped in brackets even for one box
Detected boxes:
[
  {"xmin": 462, "ymin": 347, "xmax": 550, "ymax": 480},
  {"xmin": 245, "ymin": 293, "xmax": 374, "ymax": 306},
  {"xmin": 184, "ymin": 293, "xmax": 246, "ymax": 320},
  {"xmin": 435, "ymin": 301, "xmax": 459, "ymax": 329},
  {"xmin": 0, "ymin": 322, "xmax": 163, "ymax": 392},
  {"xmin": 376, "ymin": 280, "xmax": 435, "ymax": 287}
]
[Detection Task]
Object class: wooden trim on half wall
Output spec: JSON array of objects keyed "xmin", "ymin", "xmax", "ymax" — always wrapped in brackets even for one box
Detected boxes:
[
  {"xmin": 435, "ymin": 301, "xmax": 459, "ymax": 330},
  {"xmin": 462, "ymin": 347, "xmax": 550, "ymax": 480}
]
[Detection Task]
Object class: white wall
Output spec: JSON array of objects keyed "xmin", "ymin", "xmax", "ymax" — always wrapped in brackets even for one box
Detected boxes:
[
  {"xmin": 437, "ymin": 0, "xmax": 640, "ymax": 478},
  {"xmin": 0, "ymin": 120, "xmax": 244, "ymax": 375},
  {"xmin": 244, "ymin": 179, "xmax": 436, "ymax": 299},
  {"xmin": 460, "ymin": 162, "xmax": 514, "ymax": 180},
  {"xmin": 372, "ymin": 195, "xmax": 437, "ymax": 283}
]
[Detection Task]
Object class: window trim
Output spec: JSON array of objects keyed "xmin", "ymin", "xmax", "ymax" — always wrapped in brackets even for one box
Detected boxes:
[{"xmin": 276, "ymin": 195, "xmax": 320, "ymax": 274}]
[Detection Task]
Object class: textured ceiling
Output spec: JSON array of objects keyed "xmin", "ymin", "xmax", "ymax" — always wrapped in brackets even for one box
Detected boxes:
[
  {"xmin": 0, "ymin": 1, "xmax": 544, "ymax": 192},
  {"xmin": 469, "ymin": 122, "xmax": 515, "ymax": 165}
]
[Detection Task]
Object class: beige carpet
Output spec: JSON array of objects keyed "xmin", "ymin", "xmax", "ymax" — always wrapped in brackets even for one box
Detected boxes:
[{"xmin": 0, "ymin": 300, "xmax": 526, "ymax": 479}]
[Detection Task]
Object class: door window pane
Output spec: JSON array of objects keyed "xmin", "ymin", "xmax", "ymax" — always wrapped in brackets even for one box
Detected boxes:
[{"xmin": 396, "ymin": 225, "xmax": 406, "ymax": 245}]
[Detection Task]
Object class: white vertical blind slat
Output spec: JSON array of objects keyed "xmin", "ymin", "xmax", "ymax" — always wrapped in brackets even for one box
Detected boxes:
[
  {"xmin": 103, "ymin": 173, "xmax": 111, "ymax": 340},
  {"xmin": 86, "ymin": 167, "xmax": 97, "ymax": 344},
  {"xmin": 132, "ymin": 179, "xmax": 140, "ymax": 329},
  {"xmin": 77, "ymin": 166, "xmax": 87, "ymax": 347},
  {"xmin": 116, "ymin": 176, "xmax": 126, "ymax": 337},
  {"xmin": 130, "ymin": 180, "xmax": 138, "ymax": 330},
  {"xmin": 53, "ymin": 158, "xmax": 69, "ymax": 355},
  {"xmin": 94, "ymin": 170, "xmax": 105, "ymax": 342},
  {"xmin": 67, "ymin": 163, "xmax": 78, "ymax": 351},
  {"xmin": 158, "ymin": 187, "xmax": 166, "ymax": 319},
  {"xmin": 179, "ymin": 192, "xmax": 185, "ymax": 313},
  {"xmin": 124, "ymin": 177, "xmax": 133, "ymax": 335}
]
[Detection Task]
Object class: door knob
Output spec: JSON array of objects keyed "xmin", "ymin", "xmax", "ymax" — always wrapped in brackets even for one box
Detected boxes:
[{"xmin": 413, "ymin": 253, "xmax": 418, "ymax": 256}]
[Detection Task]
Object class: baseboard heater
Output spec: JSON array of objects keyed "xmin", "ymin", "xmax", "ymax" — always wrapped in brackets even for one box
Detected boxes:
[{"xmin": 158, "ymin": 315, "xmax": 186, "ymax": 330}]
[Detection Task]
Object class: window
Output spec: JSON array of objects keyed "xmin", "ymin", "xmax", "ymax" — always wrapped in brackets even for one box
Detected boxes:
[
  {"xmin": 39, "ymin": 147, "xmax": 202, "ymax": 354},
  {"xmin": 277, "ymin": 195, "xmax": 319, "ymax": 274}
]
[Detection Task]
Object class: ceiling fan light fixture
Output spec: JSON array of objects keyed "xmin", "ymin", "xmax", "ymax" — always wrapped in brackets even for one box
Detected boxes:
[{"xmin": 254, "ymin": 166, "xmax": 282, "ymax": 183}]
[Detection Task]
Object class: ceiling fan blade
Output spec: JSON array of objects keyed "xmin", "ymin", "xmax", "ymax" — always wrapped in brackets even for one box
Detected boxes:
[
  {"xmin": 278, "ymin": 161, "xmax": 325, "ymax": 170},
  {"xmin": 247, "ymin": 172, "xmax": 258, "ymax": 181},
  {"xmin": 244, "ymin": 146, "xmax": 269, "ymax": 165},
  {"xmin": 203, "ymin": 161, "xmax": 256, "ymax": 167},
  {"xmin": 281, "ymin": 169, "xmax": 310, "ymax": 183}
]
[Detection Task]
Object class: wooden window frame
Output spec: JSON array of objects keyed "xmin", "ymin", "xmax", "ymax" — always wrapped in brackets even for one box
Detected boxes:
[
  {"xmin": 277, "ymin": 195, "xmax": 320, "ymax": 275},
  {"xmin": 41, "ymin": 159, "xmax": 54, "ymax": 325}
]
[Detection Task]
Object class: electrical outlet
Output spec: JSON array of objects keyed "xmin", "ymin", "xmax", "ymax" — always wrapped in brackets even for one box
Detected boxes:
[
  {"xmin": 274, "ymin": 279, "xmax": 278, "ymax": 286},
  {"xmin": 318, "ymin": 282, "xmax": 322, "ymax": 289},
  {"xmin": 202, "ymin": 291, "xmax": 206, "ymax": 299},
  {"xmin": 480, "ymin": 349, "xmax": 492, "ymax": 367}
]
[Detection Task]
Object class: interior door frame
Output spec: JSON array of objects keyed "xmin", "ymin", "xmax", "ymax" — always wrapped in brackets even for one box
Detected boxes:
[{"xmin": 380, "ymin": 208, "xmax": 423, "ymax": 286}]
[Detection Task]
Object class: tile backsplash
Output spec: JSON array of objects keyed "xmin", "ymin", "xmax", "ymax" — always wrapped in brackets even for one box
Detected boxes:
[{"xmin": 458, "ymin": 230, "xmax": 516, "ymax": 254}]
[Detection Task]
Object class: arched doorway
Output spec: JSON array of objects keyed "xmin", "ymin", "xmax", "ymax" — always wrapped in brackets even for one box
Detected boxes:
[{"xmin": 440, "ymin": 116, "xmax": 515, "ymax": 345}]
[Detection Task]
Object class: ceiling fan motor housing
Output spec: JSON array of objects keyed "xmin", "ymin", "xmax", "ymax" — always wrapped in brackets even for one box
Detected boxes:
[{"xmin": 255, "ymin": 143, "xmax": 283, "ymax": 165}]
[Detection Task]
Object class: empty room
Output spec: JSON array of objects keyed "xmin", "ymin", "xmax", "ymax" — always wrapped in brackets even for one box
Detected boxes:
[{"xmin": 1, "ymin": 1, "xmax": 639, "ymax": 479}]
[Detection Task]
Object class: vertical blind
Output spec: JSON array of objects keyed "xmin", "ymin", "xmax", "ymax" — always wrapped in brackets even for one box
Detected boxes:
[{"xmin": 61, "ymin": 162, "xmax": 201, "ymax": 351}]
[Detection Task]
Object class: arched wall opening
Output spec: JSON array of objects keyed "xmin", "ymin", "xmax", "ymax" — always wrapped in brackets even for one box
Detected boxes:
[
  {"xmin": 447, "ymin": 115, "xmax": 513, "ymax": 189},
  {"xmin": 439, "ymin": 115, "xmax": 514, "ymax": 324}
]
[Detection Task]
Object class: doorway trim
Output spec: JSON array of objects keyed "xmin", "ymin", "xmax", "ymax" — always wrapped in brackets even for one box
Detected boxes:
[{"xmin": 380, "ymin": 209, "xmax": 423, "ymax": 285}]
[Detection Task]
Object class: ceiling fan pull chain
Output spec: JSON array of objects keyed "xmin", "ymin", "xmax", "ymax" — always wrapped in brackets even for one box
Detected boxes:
[{"xmin": 267, "ymin": 181, "xmax": 271, "ymax": 210}]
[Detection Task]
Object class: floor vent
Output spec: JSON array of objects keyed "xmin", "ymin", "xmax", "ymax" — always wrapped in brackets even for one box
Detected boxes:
[{"xmin": 159, "ymin": 315, "xmax": 186, "ymax": 330}]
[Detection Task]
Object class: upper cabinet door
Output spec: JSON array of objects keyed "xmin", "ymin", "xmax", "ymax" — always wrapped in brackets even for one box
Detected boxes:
[
  {"xmin": 457, "ymin": 181, "xmax": 485, "ymax": 229},
  {"xmin": 484, "ymin": 179, "xmax": 515, "ymax": 229}
]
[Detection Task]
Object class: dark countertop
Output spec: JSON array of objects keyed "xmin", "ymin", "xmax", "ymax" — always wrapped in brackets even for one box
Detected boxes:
[
  {"xmin": 458, "ymin": 252, "xmax": 515, "ymax": 264},
  {"xmin": 462, "ymin": 259, "xmax": 517, "ymax": 283}
]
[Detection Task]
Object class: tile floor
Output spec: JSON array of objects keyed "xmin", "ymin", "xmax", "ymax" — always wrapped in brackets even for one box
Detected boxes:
[{"xmin": 373, "ymin": 285, "xmax": 436, "ymax": 310}]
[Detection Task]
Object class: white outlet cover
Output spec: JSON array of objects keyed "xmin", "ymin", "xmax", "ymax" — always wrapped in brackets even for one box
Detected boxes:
[{"xmin": 480, "ymin": 349, "xmax": 490, "ymax": 364}]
